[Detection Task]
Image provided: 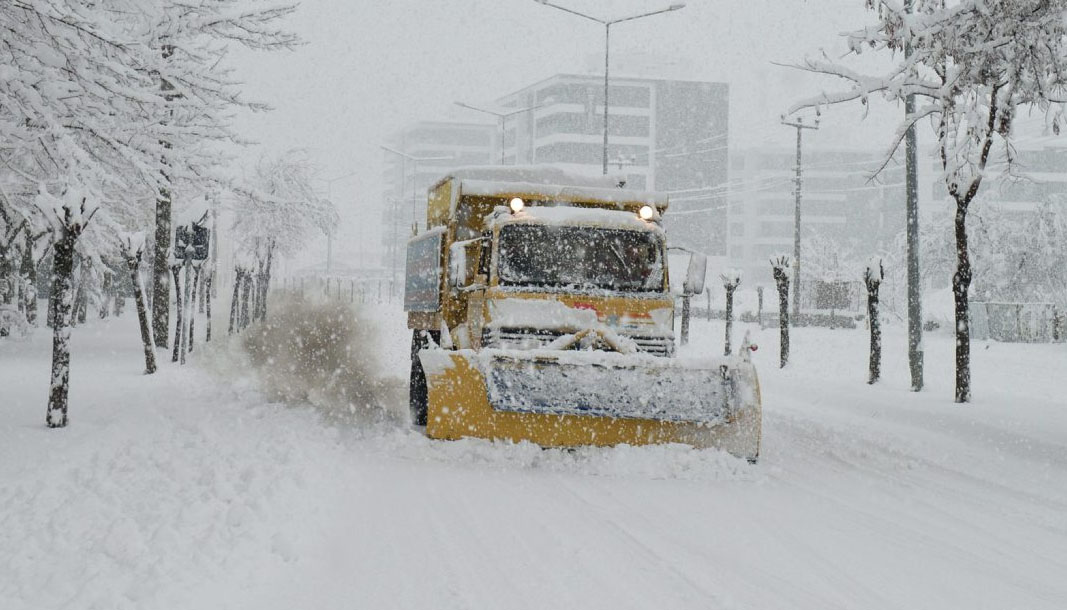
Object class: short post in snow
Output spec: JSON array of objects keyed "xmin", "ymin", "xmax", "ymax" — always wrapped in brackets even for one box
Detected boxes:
[
  {"xmin": 864, "ymin": 257, "xmax": 884, "ymax": 384},
  {"xmin": 771, "ymin": 256, "xmax": 792, "ymax": 368},
  {"xmin": 721, "ymin": 269, "xmax": 741, "ymax": 356}
]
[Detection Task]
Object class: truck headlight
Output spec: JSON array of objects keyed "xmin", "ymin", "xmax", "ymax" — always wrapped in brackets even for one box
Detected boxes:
[
  {"xmin": 639, "ymin": 205, "xmax": 654, "ymax": 220},
  {"xmin": 510, "ymin": 197, "xmax": 525, "ymax": 213}
]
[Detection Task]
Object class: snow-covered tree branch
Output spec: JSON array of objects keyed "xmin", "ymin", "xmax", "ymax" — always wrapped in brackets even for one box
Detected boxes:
[{"xmin": 787, "ymin": 0, "xmax": 1067, "ymax": 402}]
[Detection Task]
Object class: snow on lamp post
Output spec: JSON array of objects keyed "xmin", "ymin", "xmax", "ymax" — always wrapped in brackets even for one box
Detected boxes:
[
  {"xmin": 721, "ymin": 269, "xmax": 741, "ymax": 356},
  {"xmin": 864, "ymin": 257, "xmax": 884, "ymax": 385},
  {"xmin": 771, "ymin": 255, "xmax": 792, "ymax": 368},
  {"xmin": 533, "ymin": 0, "xmax": 686, "ymax": 174}
]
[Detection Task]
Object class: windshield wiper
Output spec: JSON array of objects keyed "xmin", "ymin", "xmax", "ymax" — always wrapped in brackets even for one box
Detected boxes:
[{"xmin": 608, "ymin": 242, "xmax": 630, "ymax": 272}]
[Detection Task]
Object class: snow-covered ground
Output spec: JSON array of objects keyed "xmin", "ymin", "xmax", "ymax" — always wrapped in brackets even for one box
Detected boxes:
[{"xmin": 2, "ymin": 298, "xmax": 1066, "ymax": 609}]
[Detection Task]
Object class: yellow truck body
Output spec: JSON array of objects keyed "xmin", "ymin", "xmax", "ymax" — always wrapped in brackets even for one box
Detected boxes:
[{"xmin": 404, "ymin": 166, "xmax": 761, "ymax": 460}]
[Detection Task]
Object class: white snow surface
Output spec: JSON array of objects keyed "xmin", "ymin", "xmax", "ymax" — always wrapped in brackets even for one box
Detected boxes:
[
  {"xmin": 489, "ymin": 205, "xmax": 662, "ymax": 231},
  {"xmin": 2, "ymin": 300, "xmax": 1067, "ymax": 609},
  {"xmin": 462, "ymin": 179, "xmax": 667, "ymax": 207},
  {"xmin": 443, "ymin": 164, "xmax": 624, "ymax": 189}
]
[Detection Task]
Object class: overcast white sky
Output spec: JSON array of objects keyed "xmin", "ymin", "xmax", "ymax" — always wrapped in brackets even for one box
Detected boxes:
[{"xmin": 227, "ymin": 0, "xmax": 919, "ymax": 266}]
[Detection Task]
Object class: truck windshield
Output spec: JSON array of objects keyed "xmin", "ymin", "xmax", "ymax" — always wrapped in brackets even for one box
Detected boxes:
[{"xmin": 497, "ymin": 225, "xmax": 665, "ymax": 293}]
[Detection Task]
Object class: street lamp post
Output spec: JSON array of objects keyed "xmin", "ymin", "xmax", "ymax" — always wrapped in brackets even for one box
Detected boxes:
[
  {"xmin": 320, "ymin": 171, "xmax": 358, "ymax": 277},
  {"xmin": 780, "ymin": 112, "xmax": 820, "ymax": 321},
  {"xmin": 380, "ymin": 145, "xmax": 452, "ymax": 232},
  {"xmin": 454, "ymin": 100, "xmax": 552, "ymax": 164},
  {"xmin": 534, "ymin": 1, "xmax": 685, "ymax": 174}
]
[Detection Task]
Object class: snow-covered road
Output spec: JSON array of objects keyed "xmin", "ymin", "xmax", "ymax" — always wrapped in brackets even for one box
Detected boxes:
[{"xmin": 2, "ymin": 299, "xmax": 1065, "ymax": 609}]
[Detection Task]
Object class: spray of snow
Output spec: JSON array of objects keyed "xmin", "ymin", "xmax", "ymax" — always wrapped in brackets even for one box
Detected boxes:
[{"xmin": 218, "ymin": 294, "xmax": 397, "ymax": 425}]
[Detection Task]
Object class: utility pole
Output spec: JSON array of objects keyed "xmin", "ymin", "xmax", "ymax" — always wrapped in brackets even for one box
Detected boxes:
[
  {"xmin": 905, "ymin": 0, "xmax": 924, "ymax": 391},
  {"xmin": 781, "ymin": 113, "xmax": 819, "ymax": 320}
]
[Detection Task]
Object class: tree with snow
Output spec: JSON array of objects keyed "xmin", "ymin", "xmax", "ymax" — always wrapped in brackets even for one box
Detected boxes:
[
  {"xmin": 864, "ymin": 257, "xmax": 885, "ymax": 384},
  {"xmin": 37, "ymin": 186, "xmax": 98, "ymax": 428},
  {"xmin": 130, "ymin": 0, "xmax": 300, "ymax": 349},
  {"xmin": 788, "ymin": 0, "xmax": 1067, "ymax": 402},
  {"xmin": 231, "ymin": 150, "xmax": 338, "ymax": 322}
]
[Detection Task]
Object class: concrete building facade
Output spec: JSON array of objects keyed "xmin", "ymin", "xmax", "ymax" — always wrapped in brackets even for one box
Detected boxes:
[
  {"xmin": 380, "ymin": 121, "xmax": 496, "ymax": 279},
  {"xmin": 726, "ymin": 148, "xmax": 905, "ymax": 301},
  {"xmin": 491, "ymin": 74, "xmax": 730, "ymax": 254}
]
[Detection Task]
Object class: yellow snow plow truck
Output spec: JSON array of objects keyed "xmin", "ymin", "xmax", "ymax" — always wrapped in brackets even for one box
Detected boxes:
[{"xmin": 405, "ymin": 166, "xmax": 761, "ymax": 461}]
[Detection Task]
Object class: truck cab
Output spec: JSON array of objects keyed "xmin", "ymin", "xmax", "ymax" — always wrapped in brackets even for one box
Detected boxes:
[{"xmin": 402, "ymin": 166, "xmax": 757, "ymax": 462}]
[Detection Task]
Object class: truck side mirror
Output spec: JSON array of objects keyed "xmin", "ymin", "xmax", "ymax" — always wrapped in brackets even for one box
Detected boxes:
[
  {"xmin": 683, "ymin": 252, "xmax": 707, "ymax": 296},
  {"xmin": 448, "ymin": 242, "xmax": 468, "ymax": 288}
]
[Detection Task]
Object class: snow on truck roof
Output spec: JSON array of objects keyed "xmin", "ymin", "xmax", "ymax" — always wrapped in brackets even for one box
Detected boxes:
[
  {"xmin": 488, "ymin": 205, "xmax": 664, "ymax": 234},
  {"xmin": 440, "ymin": 165, "xmax": 622, "ymax": 188},
  {"xmin": 436, "ymin": 165, "xmax": 669, "ymax": 208}
]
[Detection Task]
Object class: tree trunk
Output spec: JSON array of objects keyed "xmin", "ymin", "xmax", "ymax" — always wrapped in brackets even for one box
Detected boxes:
[
  {"xmin": 260, "ymin": 245, "xmax": 273, "ymax": 321},
  {"xmin": 20, "ymin": 234, "xmax": 38, "ymax": 326},
  {"xmin": 680, "ymin": 295, "xmax": 690, "ymax": 346},
  {"xmin": 240, "ymin": 271, "xmax": 252, "ymax": 330},
  {"xmin": 73, "ymin": 273, "xmax": 88, "ymax": 326},
  {"xmin": 99, "ymin": 271, "xmax": 112, "ymax": 319},
  {"xmin": 867, "ymin": 281, "xmax": 881, "ymax": 384},
  {"xmin": 188, "ymin": 264, "xmax": 200, "ymax": 354},
  {"xmin": 205, "ymin": 271, "xmax": 213, "ymax": 342},
  {"xmin": 773, "ymin": 270, "xmax": 790, "ymax": 368},
  {"xmin": 171, "ymin": 264, "xmax": 183, "ymax": 362},
  {"xmin": 724, "ymin": 285, "xmax": 735, "ymax": 356},
  {"xmin": 124, "ymin": 250, "xmax": 157, "ymax": 374},
  {"xmin": 197, "ymin": 266, "xmax": 206, "ymax": 314},
  {"xmin": 47, "ymin": 231, "xmax": 77, "ymax": 428},
  {"xmin": 180, "ymin": 258, "xmax": 192, "ymax": 364},
  {"xmin": 229, "ymin": 269, "xmax": 240, "ymax": 335},
  {"xmin": 952, "ymin": 201, "xmax": 972, "ymax": 403},
  {"xmin": 152, "ymin": 188, "xmax": 171, "ymax": 347}
]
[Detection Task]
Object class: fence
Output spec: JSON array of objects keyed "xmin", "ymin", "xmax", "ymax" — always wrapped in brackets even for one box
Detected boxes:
[
  {"xmin": 276, "ymin": 276, "xmax": 400, "ymax": 305},
  {"xmin": 971, "ymin": 302, "xmax": 1064, "ymax": 343}
]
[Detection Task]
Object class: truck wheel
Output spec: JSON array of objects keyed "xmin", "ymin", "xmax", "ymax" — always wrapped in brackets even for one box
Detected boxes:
[{"xmin": 409, "ymin": 330, "xmax": 440, "ymax": 427}]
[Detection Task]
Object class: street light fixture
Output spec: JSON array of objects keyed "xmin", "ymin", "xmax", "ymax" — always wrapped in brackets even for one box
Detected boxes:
[
  {"xmin": 380, "ymin": 145, "xmax": 454, "ymax": 281},
  {"xmin": 779, "ymin": 110, "xmax": 821, "ymax": 321},
  {"xmin": 318, "ymin": 171, "xmax": 359, "ymax": 277},
  {"xmin": 454, "ymin": 99, "xmax": 553, "ymax": 164},
  {"xmin": 534, "ymin": 0, "xmax": 686, "ymax": 174}
]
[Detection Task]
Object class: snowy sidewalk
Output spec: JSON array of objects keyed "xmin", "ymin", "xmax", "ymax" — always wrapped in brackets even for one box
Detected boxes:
[{"xmin": 2, "ymin": 307, "xmax": 1066, "ymax": 609}]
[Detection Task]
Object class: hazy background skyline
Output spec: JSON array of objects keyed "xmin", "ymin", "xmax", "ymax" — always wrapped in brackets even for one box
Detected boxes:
[{"xmin": 227, "ymin": 0, "xmax": 926, "ymax": 268}]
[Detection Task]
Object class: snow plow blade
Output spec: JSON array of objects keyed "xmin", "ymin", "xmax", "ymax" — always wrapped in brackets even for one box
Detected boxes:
[{"xmin": 419, "ymin": 349, "xmax": 761, "ymax": 460}]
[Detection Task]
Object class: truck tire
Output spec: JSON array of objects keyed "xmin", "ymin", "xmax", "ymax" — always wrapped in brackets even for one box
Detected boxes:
[{"xmin": 409, "ymin": 330, "xmax": 440, "ymax": 427}]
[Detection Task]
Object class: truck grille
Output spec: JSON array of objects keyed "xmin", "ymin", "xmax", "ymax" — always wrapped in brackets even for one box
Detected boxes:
[{"xmin": 483, "ymin": 327, "xmax": 674, "ymax": 357}]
